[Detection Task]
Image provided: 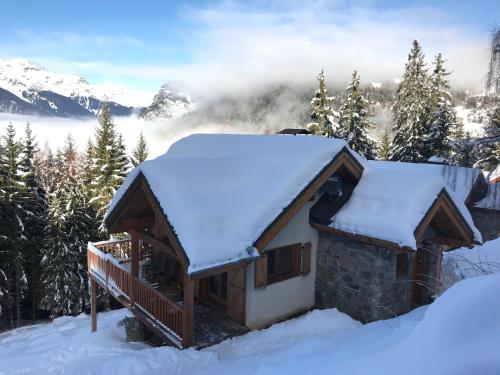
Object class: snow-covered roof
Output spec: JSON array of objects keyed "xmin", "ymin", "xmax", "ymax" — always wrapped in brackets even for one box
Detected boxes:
[
  {"xmin": 330, "ymin": 160, "xmax": 482, "ymax": 249},
  {"xmin": 107, "ymin": 134, "xmax": 359, "ymax": 273}
]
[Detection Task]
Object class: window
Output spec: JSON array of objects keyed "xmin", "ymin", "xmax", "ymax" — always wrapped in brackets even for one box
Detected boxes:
[
  {"xmin": 266, "ymin": 244, "xmax": 301, "ymax": 284},
  {"xmin": 208, "ymin": 272, "xmax": 228, "ymax": 303},
  {"xmin": 396, "ymin": 253, "xmax": 409, "ymax": 279}
]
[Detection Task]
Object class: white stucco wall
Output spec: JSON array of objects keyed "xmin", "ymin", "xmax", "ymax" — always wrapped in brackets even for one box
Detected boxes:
[{"xmin": 245, "ymin": 200, "xmax": 318, "ymax": 329}]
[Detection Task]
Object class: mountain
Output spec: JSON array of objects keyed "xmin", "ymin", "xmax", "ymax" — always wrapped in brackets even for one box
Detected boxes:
[
  {"xmin": 0, "ymin": 59, "xmax": 153, "ymax": 117},
  {"xmin": 0, "ymin": 87, "xmax": 48, "ymax": 116},
  {"xmin": 139, "ymin": 84, "xmax": 192, "ymax": 120}
]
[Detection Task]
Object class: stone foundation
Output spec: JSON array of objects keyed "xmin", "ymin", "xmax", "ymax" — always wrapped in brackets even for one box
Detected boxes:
[
  {"xmin": 315, "ymin": 232, "xmax": 415, "ymax": 323},
  {"xmin": 121, "ymin": 316, "xmax": 146, "ymax": 343}
]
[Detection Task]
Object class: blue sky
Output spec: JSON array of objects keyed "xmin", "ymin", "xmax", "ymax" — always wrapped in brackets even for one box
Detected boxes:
[{"xmin": 0, "ymin": 1, "xmax": 498, "ymax": 94}]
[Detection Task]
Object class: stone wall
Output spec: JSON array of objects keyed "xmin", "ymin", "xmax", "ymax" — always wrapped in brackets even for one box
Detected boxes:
[
  {"xmin": 315, "ymin": 232, "xmax": 415, "ymax": 323},
  {"xmin": 470, "ymin": 208, "xmax": 500, "ymax": 242}
]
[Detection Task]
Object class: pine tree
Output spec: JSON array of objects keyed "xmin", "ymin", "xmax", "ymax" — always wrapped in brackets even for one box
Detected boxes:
[
  {"xmin": 114, "ymin": 133, "xmax": 130, "ymax": 183},
  {"xmin": 378, "ymin": 127, "xmax": 392, "ymax": 160},
  {"xmin": 131, "ymin": 131, "xmax": 149, "ymax": 166},
  {"xmin": 18, "ymin": 123, "xmax": 48, "ymax": 321},
  {"xmin": 338, "ymin": 71, "xmax": 376, "ymax": 158},
  {"xmin": 390, "ymin": 40, "xmax": 430, "ymax": 162},
  {"xmin": 308, "ymin": 70, "xmax": 338, "ymax": 137},
  {"xmin": 40, "ymin": 192, "xmax": 81, "ymax": 317},
  {"xmin": 475, "ymin": 106, "xmax": 500, "ymax": 170},
  {"xmin": 41, "ymin": 136, "xmax": 87, "ymax": 317},
  {"xmin": 90, "ymin": 103, "xmax": 129, "ymax": 236},
  {"xmin": 425, "ymin": 54, "xmax": 454, "ymax": 159},
  {"xmin": 0, "ymin": 123, "xmax": 27, "ymax": 328}
]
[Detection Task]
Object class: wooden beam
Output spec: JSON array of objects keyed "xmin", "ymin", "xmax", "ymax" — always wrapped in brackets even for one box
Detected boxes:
[
  {"xmin": 182, "ymin": 276, "xmax": 194, "ymax": 347},
  {"xmin": 119, "ymin": 217, "xmax": 155, "ymax": 230},
  {"xmin": 139, "ymin": 180, "xmax": 190, "ymax": 269},
  {"xmin": 431, "ymin": 235, "xmax": 468, "ymax": 248},
  {"xmin": 312, "ymin": 222, "xmax": 411, "ymax": 252},
  {"xmin": 254, "ymin": 150, "xmax": 363, "ymax": 251},
  {"xmin": 90, "ymin": 277, "xmax": 97, "ymax": 332},
  {"xmin": 130, "ymin": 228, "xmax": 178, "ymax": 259},
  {"xmin": 414, "ymin": 190, "xmax": 474, "ymax": 247},
  {"xmin": 189, "ymin": 260, "xmax": 251, "ymax": 279},
  {"xmin": 131, "ymin": 233, "xmax": 140, "ymax": 279}
]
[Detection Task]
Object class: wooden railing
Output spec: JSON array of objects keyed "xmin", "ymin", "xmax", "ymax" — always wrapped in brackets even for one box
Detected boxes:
[
  {"xmin": 93, "ymin": 239, "xmax": 132, "ymax": 259},
  {"xmin": 87, "ymin": 242, "xmax": 183, "ymax": 341}
]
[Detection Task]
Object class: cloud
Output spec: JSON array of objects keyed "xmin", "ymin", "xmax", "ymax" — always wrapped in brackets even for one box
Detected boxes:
[
  {"xmin": 0, "ymin": 113, "xmax": 272, "ymax": 159},
  {"xmin": 0, "ymin": 1, "xmax": 491, "ymax": 98}
]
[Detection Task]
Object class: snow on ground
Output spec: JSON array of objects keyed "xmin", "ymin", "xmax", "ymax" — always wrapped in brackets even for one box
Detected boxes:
[
  {"xmin": 441, "ymin": 238, "xmax": 500, "ymax": 291},
  {"xmin": 2, "ymin": 273, "xmax": 500, "ymax": 375}
]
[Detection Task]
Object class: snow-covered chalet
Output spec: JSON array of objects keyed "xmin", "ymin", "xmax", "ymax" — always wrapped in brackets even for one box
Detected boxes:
[{"xmin": 87, "ymin": 133, "xmax": 497, "ymax": 348}]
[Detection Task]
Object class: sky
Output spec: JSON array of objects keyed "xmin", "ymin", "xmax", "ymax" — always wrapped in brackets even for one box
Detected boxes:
[{"xmin": 0, "ymin": 0, "xmax": 498, "ymax": 96}]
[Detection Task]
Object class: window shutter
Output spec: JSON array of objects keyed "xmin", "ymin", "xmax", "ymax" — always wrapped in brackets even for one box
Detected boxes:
[
  {"xmin": 301, "ymin": 242, "xmax": 312, "ymax": 275},
  {"xmin": 254, "ymin": 254, "xmax": 268, "ymax": 288}
]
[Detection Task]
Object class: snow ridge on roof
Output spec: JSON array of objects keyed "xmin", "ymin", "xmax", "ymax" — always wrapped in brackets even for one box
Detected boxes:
[
  {"xmin": 107, "ymin": 134, "xmax": 356, "ymax": 273},
  {"xmin": 329, "ymin": 161, "xmax": 481, "ymax": 249}
]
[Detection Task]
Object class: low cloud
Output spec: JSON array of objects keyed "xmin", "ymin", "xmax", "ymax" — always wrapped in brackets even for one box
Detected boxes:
[{"xmin": 1, "ymin": 2, "xmax": 491, "ymax": 100}]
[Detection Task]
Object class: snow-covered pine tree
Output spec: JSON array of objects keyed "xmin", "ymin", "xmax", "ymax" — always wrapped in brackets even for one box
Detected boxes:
[
  {"xmin": 474, "ymin": 106, "xmax": 500, "ymax": 170},
  {"xmin": 18, "ymin": 123, "xmax": 48, "ymax": 321},
  {"xmin": 0, "ymin": 123, "xmax": 27, "ymax": 328},
  {"xmin": 425, "ymin": 53, "xmax": 454, "ymax": 160},
  {"xmin": 131, "ymin": 131, "xmax": 149, "ymax": 166},
  {"xmin": 34, "ymin": 144, "xmax": 57, "ymax": 195},
  {"xmin": 390, "ymin": 40, "xmax": 430, "ymax": 162},
  {"xmin": 40, "ymin": 192, "xmax": 81, "ymax": 317},
  {"xmin": 90, "ymin": 102, "xmax": 129, "ymax": 236},
  {"xmin": 114, "ymin": 133, "xmax": 130, "ymax": 183},
  {"xmin": 450, "ymin": 119, "xmax": 475, "ymax": 167},
  {"xmin": 338, "ymin": 71, "xmax": 376, "ymax": 158},
  {"xmin": 378, "ymin": 127, "xmax": 392, "ymax": 160},
  {"xmin": 309, "ymin": 70, "xmax": 338, "ymax": 137},
  {"xmin": 41, "ymin": 136, "xmax": 87, "ymax": 317}
]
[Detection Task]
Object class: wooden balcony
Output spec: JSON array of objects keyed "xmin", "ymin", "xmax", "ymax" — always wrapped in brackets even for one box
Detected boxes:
[
  {"xmin": 88, "ymin": 240, "xmax": 184, "ymax": 346},
  {"xmin": 88, "ymin": 239, "xmax": 248, "ymax": 348}
]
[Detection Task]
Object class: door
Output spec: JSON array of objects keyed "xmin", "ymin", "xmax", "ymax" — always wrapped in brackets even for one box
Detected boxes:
[{"xmin": 412, "ymin": 247, "xmax": 427, "ymax": 305}]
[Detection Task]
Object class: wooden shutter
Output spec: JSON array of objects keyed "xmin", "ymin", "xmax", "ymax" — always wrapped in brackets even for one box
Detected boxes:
[
  {"xmin": 254, "ymin": 254, "xmax": 268, "ymax": 288},
  {"xmin": 301, "ymin": 242, "xmax": 312, "ymax": 275}
]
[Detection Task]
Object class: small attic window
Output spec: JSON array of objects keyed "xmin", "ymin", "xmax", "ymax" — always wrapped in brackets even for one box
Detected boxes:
[{"xmin": 396, "ymin": 253, "xmax": 409, "ymax": 279}]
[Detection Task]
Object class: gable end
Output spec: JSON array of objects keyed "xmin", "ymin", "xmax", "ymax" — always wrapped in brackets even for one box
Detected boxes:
[{"xmin": 253, "ymin": 147, "xmax": 364, "ymax": 251}]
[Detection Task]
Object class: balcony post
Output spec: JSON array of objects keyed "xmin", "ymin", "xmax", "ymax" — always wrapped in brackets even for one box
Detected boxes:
[
  {"xmin": 130, "ymin": 232, "xmax": 140, "ymax": 307},
  {"xmin": 90, "ymin": 277, "xmax": 97, "ymax": 332},
  {"xmin": 182, "ymin": 275, "xmax": 194, "ymax": 347}
]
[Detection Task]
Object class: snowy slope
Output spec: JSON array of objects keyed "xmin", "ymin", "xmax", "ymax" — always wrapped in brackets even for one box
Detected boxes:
[
  {"xmin": 1, "ymin": 274, "xmax": 500, "ymax": 375},
  {"xmin": 0, "ymin": 58, "xmax": 154, "ymax": 108}
]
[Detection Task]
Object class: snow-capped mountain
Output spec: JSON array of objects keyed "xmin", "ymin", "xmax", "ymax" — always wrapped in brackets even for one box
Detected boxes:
[
  {"xmin": 0, "ymin": 58, "xmax": 155, "ymax": 117},
  {"xmin": 140, "ymin": 84, "xmax": 192, "ymax": 120}
]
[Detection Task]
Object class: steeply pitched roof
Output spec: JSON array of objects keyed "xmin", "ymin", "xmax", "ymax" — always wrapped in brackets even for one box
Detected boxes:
[
  {"xmin": 106, "ymin": 134, "xmax": 362, "ymax": 273},
  {"xmin": 329, "ymin": 160, "xmax": 482, "ymax": 249}
]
